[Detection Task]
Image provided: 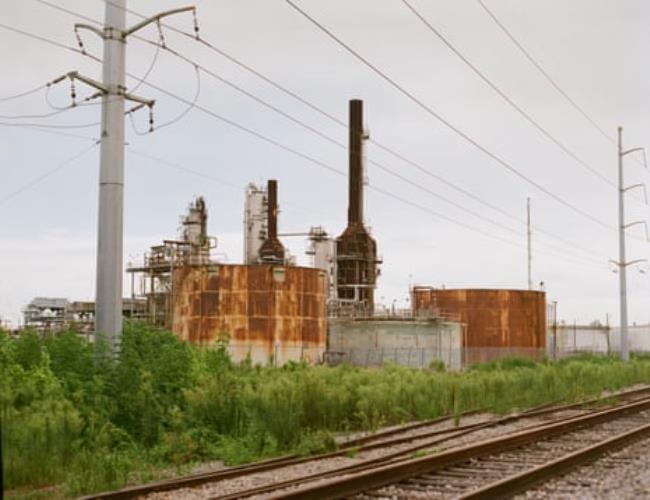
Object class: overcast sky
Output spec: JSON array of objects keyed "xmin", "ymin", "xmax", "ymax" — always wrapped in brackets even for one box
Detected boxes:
[{"xmin": 1, "ymin": 0, "xmax": 649, "ymax": 327}]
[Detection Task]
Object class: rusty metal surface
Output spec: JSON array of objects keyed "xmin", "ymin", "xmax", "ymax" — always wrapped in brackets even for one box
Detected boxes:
[
  {"xmin": 413, "ymin": 288, "xmax": 546, "ymax": 363},
  {"xmin": 258, "ymin": 179, "xmax": 285, "ymax": 264},
  {"xmin": 172, "ymin": 264, "xmax": 327, "ymax": 356},
  {"xmin": 335, "ymin": 99, "xmax": 380, "ymax": 311}
]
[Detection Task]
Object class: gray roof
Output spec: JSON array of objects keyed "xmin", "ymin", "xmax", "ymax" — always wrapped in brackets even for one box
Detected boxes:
[{"xmin": 27, "ymin": 297, "xmax": 69, "ymax": 309}]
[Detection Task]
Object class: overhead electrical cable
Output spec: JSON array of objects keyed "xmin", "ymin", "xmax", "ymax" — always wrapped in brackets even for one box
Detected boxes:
[
  {"xmin": 128, "ymin": 61, "xmax": 201, "ymax": 135},
  {"xmin": 131, "ymin": 79, "xmax": 606, "ymax": 268},
  {"xmin": 0, "ymin": 120, "xmax": 100, "ymax": 129},
  {"xmin": 475, "ymin": 0, "xmax": 616, "ymax": 146},
  {"xmin": 131, "ymin": 37, "xmax": 605, "ymax": 263},
  {"xmin": 0, "ymin": 142, "xmax": 98, "ymax": 207},
  {"xmin": 0, "ymin": 121, "xmax": 97, "ymax": 141},
  {"xmin": 400, "ymin": 0, "xmax": 616, "ymax": 189},
  {"xmin": 127, "ymin": 148, "xmax": 346, "ymax": 224},
  {"xmin": 0, "ymin": 22, "xmax": 98, "ymax": 61},
  {"xmin": 85, "ymin": 0, "xmax": 612, "ymax": 260},
  {"xmin": 282, "ymin": 0, "xmax": 622, "ymax": 235},
  {"xmin": 5, "ymin": 16, "xmax": 606, "ymax": 268},
  {"xmin": 0, "ymin": 107, "xmax": 78, "ymax": 120},
  {"xmin": 0, "ymin": 83, "xmax": 47, "ymax": 103}
]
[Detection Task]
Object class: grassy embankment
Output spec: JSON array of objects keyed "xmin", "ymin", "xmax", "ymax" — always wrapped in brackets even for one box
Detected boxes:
[{"xmin": 3, "ymin": 322, "xmax": 650, "ymax": 498}]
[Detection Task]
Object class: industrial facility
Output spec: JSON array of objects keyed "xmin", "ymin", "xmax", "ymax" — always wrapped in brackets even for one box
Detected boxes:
[
  {"xmin": 22, "ymin": 297, "xmax": 145, "ymax": 335},
  {"xmin": 20, "ymin": 99, "xmax": 546, "ymax": 368}
]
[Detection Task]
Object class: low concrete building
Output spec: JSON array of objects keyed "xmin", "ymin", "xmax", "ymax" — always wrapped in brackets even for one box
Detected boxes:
[
  {"xmin": 548, "ymin": 323, "xmax": 650, "ymax": 357},
  {"xmin": 327, "ymin": 317, "xmax": 462, "ymax": 370}
]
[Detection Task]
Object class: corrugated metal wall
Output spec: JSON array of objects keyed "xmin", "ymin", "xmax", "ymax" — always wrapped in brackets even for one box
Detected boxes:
[
  {"xmin": 172, "ymin": 264, "xmax": 327, "ymax": 364},
  {"xmin": 413, "ymin": 288, "xmax": 546, "ymax": 363}
]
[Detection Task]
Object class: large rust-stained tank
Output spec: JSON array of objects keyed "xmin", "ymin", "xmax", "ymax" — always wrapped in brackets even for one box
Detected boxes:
[
  {"xmin": 412, "ymin": 287, "xmax": 546, "ymax": 364},
  {"xmin": 172, "ymin": 264, "xmax": 327, "ymax": 364},
  {"xmin": 336, "ymin": 99, "xmax": 379, "ymax": 312}
]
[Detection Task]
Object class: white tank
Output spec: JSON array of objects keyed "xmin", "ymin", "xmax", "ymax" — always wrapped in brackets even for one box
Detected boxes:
[
  {"xmin": 308, "ymin": 226, "xmax": 337, "ymax": 300},
  {"xmin": 244, "ymin": 183, "xmax": 267, "ymax": 265}
]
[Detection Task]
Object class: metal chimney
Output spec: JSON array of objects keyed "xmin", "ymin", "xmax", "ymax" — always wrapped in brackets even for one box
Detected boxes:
[
  {"xmin": 259, "ymin": 179, "xmax": 285, "ymax": 263},
  {"xmin": 348, "ymin": 99, "xmax": 364, "ymax": 226},
  {"xmin": 335, "ymin": 99, "xmax": 380, "ymax": 313}
]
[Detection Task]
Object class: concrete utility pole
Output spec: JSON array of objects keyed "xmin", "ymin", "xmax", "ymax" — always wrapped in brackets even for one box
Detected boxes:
[
  {"xmin": 527, "ymin": 196, "xmax": 532, "ymax": 291},
  {"xmin": 70, "ymin": 2, "xmax": 197, "ymax": 352},
  {"xmin": 96, "ymin": 0, "xmax": 127, "ymax": 349},
  {"xmin": 612, "ymin": 126, "xmax": 648, "ymax": 362}
]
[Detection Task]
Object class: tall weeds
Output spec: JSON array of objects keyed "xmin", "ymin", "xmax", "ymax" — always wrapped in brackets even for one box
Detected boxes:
[{"xmin": 3, "ymin": 324, "xmax": 650, "ymax": 497}]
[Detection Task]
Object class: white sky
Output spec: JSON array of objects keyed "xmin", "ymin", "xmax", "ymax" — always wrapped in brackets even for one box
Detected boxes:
[{"xmin": 1, "ymin": 0, "xmax": 649, "ymax": 327}]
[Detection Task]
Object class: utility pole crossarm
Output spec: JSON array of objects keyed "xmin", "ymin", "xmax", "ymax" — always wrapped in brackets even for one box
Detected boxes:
[
  {"xmin": 74, "ymin": 7, "xmax": 196, "ymax": 40},
  {"xmin": 623, "ymin": 220, "xmax": 650, "ymax": 241},
  {"xmin": 622, "ymin": 146, "xmax": 645, "ymax": 157},
  {"xmin": 74, "ymin": 23, "xmax": 105, "ymax": 40},
  {"xmin": 610, "ymin": 258, "xmax": 648, "ymax": 268},
  {"xmin": 125, "ymin": 6, "xmax": 197, "ymax": 37},
  {"xmin": 623, "ymin": 184, "xmax": 649, "ymax": 205},
  {"xmin": 66, "ymin": 71, "xmax": 155, "ymax": 108},
  {"xmin": 71, "ymin": 0, "xmax": 197, "ymax": 354}
]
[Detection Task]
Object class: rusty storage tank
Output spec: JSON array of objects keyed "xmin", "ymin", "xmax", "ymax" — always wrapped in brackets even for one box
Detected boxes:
[
  {"xmin": 412, "ymin": 287, "xmax": 546, "ymax": 365},
  {"xmin": 172, "ymin": 264, "xmax": 327, "ymax": 365}
]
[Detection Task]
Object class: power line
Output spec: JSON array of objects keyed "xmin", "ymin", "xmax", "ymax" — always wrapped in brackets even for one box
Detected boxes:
[
  {"xmin": 33, "ymin": 0, "xmax": 99, "ymax": 26},
  {"xmin": 2, "ymin": 16, "xmax": 607, "ymax": 269},
  {"xmin": 88, "ymin": 0, "xmax": 612, "ymax": 260},
  {"xmin": 400, "ymin": 0, "xmax": 616, "ymax": 189},
  {"xmin": 283, "ymin": 0, "xmax": 620, "ymax": 234},
  {"xmin": 0, "ymin": 107, "xmax": 75, "ymax": 120},
  {"xmin": 122, "ymin": 23, "xmax": 608, "ymax": 262},
  {"xmin": 127, "ymin": 78, "xmax": 607, "ymax": 268},
  {"xmin": 0, "ymin": 142, "xmax": 97, "ymax": 207},
  {"xmin": 129, "ymin": 61, "xmax": 200, "ymax": 135},
  {"xmin": 0, "ymin": 83, "xmax": 47, "ymax": 103},
  {"xmin": 475, "ymin": 0, "xmax": 615, "ymax": 146},
  {"xmin": 0, "ymin": 22, "xmax": 96, "ymax": 60},
  {"xmin": 127, "ymin": 147, "xmax": 346, "ymax": 224},
  {"xmin": 0, "ymin": 120, "xmax": 100, "ymax": 129},
  {"xmin": 100, "ymin": 0, "xmax": 349, "ymax": 127},
  {"xmin": 0, "ymin": 121, "xmax": 97, "ymax": 141},
  {"xmin": 7, "ymin": 11, "xmax": 608, "ymax": 267},
  {"xmin": 138, "ymin": 38, "xmax": 606, "ymax": 263}
]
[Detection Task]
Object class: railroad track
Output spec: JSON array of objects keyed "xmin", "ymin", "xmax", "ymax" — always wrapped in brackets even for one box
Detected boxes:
[
  {"xmin": 272, "ymin": 395, "xmax": 650, "ymax": 499},
  {"xmin": 83, "ymin": 385, "xmax": 650, "ymax": 500}
]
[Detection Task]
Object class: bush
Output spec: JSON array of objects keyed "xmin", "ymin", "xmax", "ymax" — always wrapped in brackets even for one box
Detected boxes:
[{"xmin": 5, "ymin": 325, "xmax": 650, "ymax": 498}]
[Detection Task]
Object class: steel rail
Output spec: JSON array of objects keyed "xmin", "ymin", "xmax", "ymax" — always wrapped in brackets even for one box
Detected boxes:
[
  {"xmin": 215, "ymin": 389, "xmax": 650, "ymax": 499},
  {"xmin": 271, "ymin": 395, "xmax": 650, "ymax": 499},
  {"xmin": 81, "ymin": 385, "xmax": 650, "ymax": 499},
  {"xmin": 79, "ymin": 411, "xmax": 476, "ymax": 500},
  {"xmin": 458, "ymin": 422, "xmax": 650, "ymax": 499},
  {"xmin": 214, "ymin": 389, "xmax": 650, "ymax": 500}
]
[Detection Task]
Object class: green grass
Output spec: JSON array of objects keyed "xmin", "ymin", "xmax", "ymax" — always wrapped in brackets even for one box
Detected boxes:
[{"xmin": 3, "ymin": 323, "xmax": 650, "ymax": 497}]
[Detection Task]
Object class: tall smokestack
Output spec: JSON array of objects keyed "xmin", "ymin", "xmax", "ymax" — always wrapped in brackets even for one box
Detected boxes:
[
  {"xmin": 259, "ymin": 179, "xmax": 285, "ymax": 263},
  {"xmin": 348, "ymin": 99, "xmax": 364, "ymax": 226},
  {"xmin": 336, "ymin": 99, "xmax": 379, "ymax": 313}
]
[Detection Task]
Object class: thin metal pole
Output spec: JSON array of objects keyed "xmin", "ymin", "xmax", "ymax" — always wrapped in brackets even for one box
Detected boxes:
[
  {"xmin": 553, "ymin": 300, "xmax": 558, "ymax": 360},
  {"xmin": 527, "ymin": 196, "xmax": 532, "ymax": 290},
  {"xmin": 618, "ymin": 126, "xmax": 629, "ymax": 361},
  {"xmin": 95, "ymin": 0, "xmax": 126, "ymax": 352}
]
